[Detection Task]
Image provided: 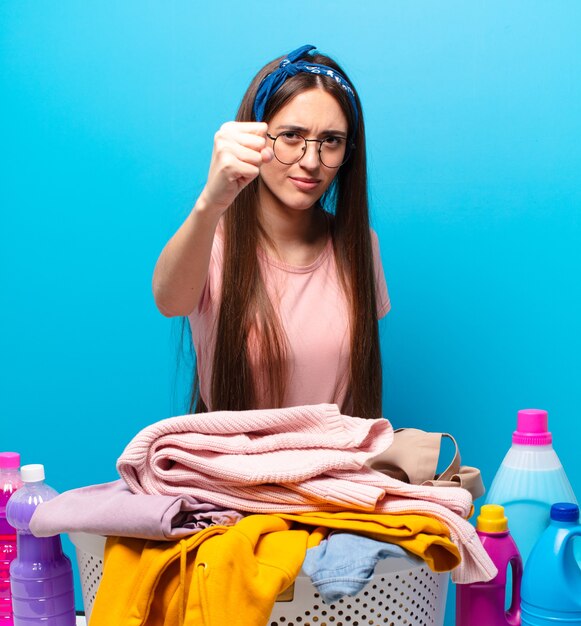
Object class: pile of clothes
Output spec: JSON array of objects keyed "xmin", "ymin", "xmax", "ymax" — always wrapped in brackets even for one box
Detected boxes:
[{"xmin": 31, "ymin": 404, "xmax": 496, "ymax": 625}]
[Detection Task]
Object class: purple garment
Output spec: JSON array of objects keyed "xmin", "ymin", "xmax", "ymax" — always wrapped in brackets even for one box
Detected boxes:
[{"xmin": 29, "ymin": 480, "xmax": 244, "ymax": 540}]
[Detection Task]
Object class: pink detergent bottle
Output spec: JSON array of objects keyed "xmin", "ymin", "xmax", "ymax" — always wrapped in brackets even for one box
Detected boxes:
[
  {"xmin": 0, "ymin": 452, "xmax": 23, "ymax": 625},
  {"xmin": 456, "ymin": 504, "xmax": 523, "ymax": 626}
]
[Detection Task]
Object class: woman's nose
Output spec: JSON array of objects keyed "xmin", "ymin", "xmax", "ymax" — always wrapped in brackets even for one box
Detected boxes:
[{"xmin": 299, "ymin": 140, "xmax": 321, "ymax": 169}]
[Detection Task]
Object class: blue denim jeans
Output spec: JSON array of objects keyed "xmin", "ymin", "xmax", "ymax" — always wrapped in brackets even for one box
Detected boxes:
[{"xmin": 302, "ymin": 532, "xmax": 422, "ymax": 604}]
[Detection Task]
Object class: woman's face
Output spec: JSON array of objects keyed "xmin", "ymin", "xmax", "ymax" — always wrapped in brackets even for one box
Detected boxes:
[{"xmin": 258, "ymin": 87, "xmax": 348, "ymax": 214}]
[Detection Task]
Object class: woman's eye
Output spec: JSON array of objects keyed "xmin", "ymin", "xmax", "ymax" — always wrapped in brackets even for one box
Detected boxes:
[
  {"xmin": 324, "ymin": 136, "xmax": 344, "ymax": 148},
  {"xmin": 280, "ymin": 132, "xmax": 301, "ymax": 143}
]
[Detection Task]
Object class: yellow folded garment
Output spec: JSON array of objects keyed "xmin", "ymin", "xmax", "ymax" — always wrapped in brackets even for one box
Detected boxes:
[
  {"xmin": 275, "ymin": 510, "xmax": 460, "ymax": 573},
  {"xmin": 190, "ymin": 515, "xmax": 308, "ymax": 626},
  {"xmin": 89, "ymin": 511, "xmax": 459, "ymax": 625},
  {"xmin": 89, "ymin": 524, "xmax": 226, "ymax": 626},
  {"xmin": 89, "ymin": 515, "xmax": 308, "ymax": 626}
]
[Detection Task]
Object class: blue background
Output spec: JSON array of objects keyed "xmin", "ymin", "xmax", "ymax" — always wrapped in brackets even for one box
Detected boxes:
[{"xmin": 2, "ymin": 2, "xmax": 580, "ymax": 624}]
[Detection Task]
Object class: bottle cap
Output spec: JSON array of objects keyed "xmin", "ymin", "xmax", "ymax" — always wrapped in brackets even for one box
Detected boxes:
[
  {"xmin": 512, "ymin": 409, "xmax": 552, "ymax": 446},
  {"xmin": 476, "ymin": 504, "xmax": 509, "ymax": 533},
  {"xmin": 0, "ymin": 452, "xmax": 20, "ymax": 469},
  {"xmin": 550, "ymin": 502, "xmax": 579, "ymax": 523},
  {"xmin": 20, "ymin": 464, "xmax": 45, "ymax": 483}
]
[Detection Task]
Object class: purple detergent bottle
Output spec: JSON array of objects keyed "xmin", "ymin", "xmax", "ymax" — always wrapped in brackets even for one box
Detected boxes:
[
  {"xmin": 456, "ymin": 504, "xmax": 523, "ymax": 626},
  {"xmin": 1, "ymin": 452, "xmax": 23, "ymax": 625},
  {"xmin": 6, "ymin": 464, "xmax": 75, "ymax": 626}
]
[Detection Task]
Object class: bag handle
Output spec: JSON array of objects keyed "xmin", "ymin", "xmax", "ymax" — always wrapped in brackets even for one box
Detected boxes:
[{"xmin": 420, "ymin": 432, "xmax": 485, "ymax": 500}]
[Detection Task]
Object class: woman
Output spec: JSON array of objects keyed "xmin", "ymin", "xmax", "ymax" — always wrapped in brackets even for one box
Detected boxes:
[{"xmin": 153, "ymin": 45, "xmax": 390, "ymax": 418}]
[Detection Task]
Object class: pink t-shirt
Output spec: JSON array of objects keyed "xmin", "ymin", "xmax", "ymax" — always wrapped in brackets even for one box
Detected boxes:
[{"xmin": 189, "ymin": 226, "xmax": 390, "ymax": 412}]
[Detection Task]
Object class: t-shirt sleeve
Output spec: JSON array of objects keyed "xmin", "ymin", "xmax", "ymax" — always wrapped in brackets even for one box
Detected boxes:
[{"xmin": 370, "ymin": 228, "xmax": 391, "ymax": 319}]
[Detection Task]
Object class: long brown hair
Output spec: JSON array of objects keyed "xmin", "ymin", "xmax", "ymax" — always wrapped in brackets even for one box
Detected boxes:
[{"xmin": 191, "ymin": 50, "xmax": 382, "ymax": 418}]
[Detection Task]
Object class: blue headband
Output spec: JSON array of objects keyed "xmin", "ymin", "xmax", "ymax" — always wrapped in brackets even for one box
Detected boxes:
[{"xmin": 253, "ymin": 44, "xmax": 359, "ymax": 132}]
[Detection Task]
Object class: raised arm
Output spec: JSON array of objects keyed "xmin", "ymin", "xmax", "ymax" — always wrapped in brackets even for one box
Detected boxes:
[{"xmin": 152, "ymin": 122, "xmax": 272, "ymax": 317}]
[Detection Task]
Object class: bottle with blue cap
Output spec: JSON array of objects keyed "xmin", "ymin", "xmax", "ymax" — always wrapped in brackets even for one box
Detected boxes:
[{"xmin": 521, "ymin": 502, "xmax": 581, "ymax": 625}]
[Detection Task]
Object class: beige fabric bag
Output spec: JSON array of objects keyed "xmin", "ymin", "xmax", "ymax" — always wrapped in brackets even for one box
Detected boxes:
[{"xmin": 366, "ymin": 428, "xmax": 484, "ymax": 500}]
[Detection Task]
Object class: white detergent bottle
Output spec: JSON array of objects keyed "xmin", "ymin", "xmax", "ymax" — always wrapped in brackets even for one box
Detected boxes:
[{"xmin": 485, "ymin": 408, "xmax": 578, "ymax": 565}]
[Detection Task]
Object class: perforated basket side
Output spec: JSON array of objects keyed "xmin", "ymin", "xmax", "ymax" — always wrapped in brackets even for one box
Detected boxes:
[
  {"xmin": 75, "ymin": 546, "xmax": 104, "ymax": 620},
  {"xmin": 268, "ymin": 561, "xmax": 448, "ymax": 626},
  {"xmin": 72, "ymin": 536, "xmax": 448, "ymax": 626}
]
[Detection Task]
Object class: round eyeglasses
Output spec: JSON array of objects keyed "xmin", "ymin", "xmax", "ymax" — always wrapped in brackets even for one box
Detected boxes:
[{"xmin": 266, "ymin": 132, "xmax": 354, "ymax": 169}]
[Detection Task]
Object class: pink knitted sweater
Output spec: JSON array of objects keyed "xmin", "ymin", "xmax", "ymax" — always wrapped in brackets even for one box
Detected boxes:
[{"xmin": 117, "ymin": 404, "xmax": 495, "ymax": 583}]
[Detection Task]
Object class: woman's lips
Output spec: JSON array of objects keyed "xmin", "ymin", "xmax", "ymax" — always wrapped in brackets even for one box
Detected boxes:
[{"xmin": 289, "ymin": 177, "xmax": 320, "ymax": 191}]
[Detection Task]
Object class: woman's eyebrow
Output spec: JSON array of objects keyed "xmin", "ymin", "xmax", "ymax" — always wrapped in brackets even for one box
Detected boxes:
[
  {"xmin": 274, "ymin": 124, "xmax": 308, "ymax": 132},
  {"xmin": 274, "ymin": 124, "xmax": 348, "ymax": 137}
]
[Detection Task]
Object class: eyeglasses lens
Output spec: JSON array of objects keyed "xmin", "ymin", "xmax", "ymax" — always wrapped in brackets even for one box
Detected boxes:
[{"xmin": 273, "ymin": 134, "xmax": 349, "ymax": 168}]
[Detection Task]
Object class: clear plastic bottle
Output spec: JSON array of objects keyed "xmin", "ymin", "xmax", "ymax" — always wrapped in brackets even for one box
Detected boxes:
[
  {"xmin": 6, "ymin": 464, "xmax": 75, "ymax": 626},
  {"xmin": 486, "ymin": 408, "xmax": 577, "ymax": 564},
  {"xmin": 0, "ymin": 452, "xmax": 23, "ymax": 625}
]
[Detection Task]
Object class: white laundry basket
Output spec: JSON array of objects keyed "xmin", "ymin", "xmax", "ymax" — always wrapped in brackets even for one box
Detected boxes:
[{"xmin": 70, "ymin": 532, "xmax": 448, "ymax": 626}]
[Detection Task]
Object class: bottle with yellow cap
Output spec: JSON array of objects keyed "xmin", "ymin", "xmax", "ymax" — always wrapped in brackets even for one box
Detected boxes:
[{"xmin": 456, "ymin": 504, "xmax": 523, "ymax": 626}]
